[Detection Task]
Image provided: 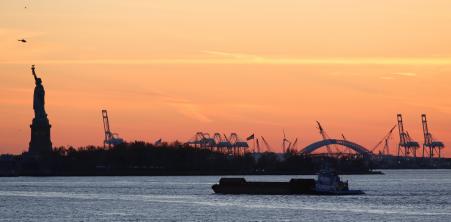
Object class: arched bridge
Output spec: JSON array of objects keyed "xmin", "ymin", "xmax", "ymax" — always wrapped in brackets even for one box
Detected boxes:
[{"xmin": 300, "ymin": 139, "xmax": 372, "ymax": 156}]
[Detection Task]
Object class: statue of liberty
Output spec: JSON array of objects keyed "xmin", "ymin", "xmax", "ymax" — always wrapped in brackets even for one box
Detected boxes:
[
  {"xmin": 28, "ymin": 64, "xmax": 52, "ymax": 156},
  {"xmin": 31, "ymin": 65, "xmax": 47, "ymax": 120}
]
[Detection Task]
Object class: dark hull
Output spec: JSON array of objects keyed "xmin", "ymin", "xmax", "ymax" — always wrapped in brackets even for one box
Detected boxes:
[
  {"xmin": 212, "ymin": 182, "xmax": 316, "ymax": 195},
  {"xmin": 212, "ymin": 178, "xmax": 365, "ymax": 195}
]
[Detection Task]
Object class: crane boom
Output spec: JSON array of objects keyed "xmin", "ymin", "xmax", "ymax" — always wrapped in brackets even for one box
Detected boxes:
[
  {"xmin": 371, "ymin": 124, "xmax": 397, "ymax": 153},
  {"xmin": 316, "ymin": 121, "xmax": 333, "ymax": 154},
  {"xmin": 256, "ymin": 138, "xmax": 261, "ymax": 153},
  {"xmin": 101, "ymin": 110, "xmax": 124, "ymax": 148},
  {"xmin": 397, "ymin": 114, "xmax": 419, "ymax": 157},
  {"xmin": 261, "ymin": 136, "xmax": 272, "ymax": 152},
  {"xmin": 291, "ymin": 138, "xmax": 298, "ymax": 151},
  {"xmin": 421, "ymin": 114, "xmax": 445, "ymax": 158}
]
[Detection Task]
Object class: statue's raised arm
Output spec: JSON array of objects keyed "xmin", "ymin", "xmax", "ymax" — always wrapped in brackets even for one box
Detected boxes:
[{"xmin": 31, "ymin": 64, "xmax": 38, "ymax": 82}]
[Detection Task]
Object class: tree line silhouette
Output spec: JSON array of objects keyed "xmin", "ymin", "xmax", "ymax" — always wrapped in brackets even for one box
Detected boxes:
[
  {"xmin": 10, "ymin": 141, "xmax": 374, "ymax": 176},
  {"xmin": 3, "ymin": 141, "xmax": 449, "ymax": 176}
]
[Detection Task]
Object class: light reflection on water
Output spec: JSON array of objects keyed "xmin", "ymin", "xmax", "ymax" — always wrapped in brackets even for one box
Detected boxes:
[{"xmin": 0, "ymin": 170, "xmax": 450, "ymax": 221}]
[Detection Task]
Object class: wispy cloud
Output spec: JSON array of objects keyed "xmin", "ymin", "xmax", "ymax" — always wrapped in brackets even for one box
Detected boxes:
[
  {"xmin": 202, "ymin": 50, "xmax": 265, "ymax": 61},
  {"xmin": 168, "ymin": 102, "xmax": 212, "ymax": 123},
  {"xmin": 380, "ymin": 72, "xmax": 417, "ymax": 80},
  {"xmin": 104, "ymin": 88, "xmax": 212, "ymax": 123},
  {"xmin": 380, "ymin": 76, "xmax": 395, "ymax": 80},
  {"xmin": 2, "ymin": 56, "xmax": 451, "ymax": 65},
  {"xmin": 391, "ymin": 72, "xmax": 417, "ymax": 77}
]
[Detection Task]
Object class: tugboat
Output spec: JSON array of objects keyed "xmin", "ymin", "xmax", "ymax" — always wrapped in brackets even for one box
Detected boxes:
[
  {"xmin": 212, "ymin": 170, "xmax": 364, "ymax": 195},
  {"xmin": 313, "ymin": 169, "xmax": 364, "ymax": 195}
]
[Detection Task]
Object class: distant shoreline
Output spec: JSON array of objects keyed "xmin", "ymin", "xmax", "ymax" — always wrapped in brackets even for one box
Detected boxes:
[
  {"xmin": 1, "ymin": 142, "xmax": 450, "ymax": 177},
  {"xmin": 7, "ymin": 169, "xmax": 451, "ymax": 177},
  {"xmin": 1, "ymin": 171, "xmax": 384, "ymax": 177}
]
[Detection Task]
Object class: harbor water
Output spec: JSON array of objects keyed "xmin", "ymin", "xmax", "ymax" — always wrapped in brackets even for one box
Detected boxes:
[{"xmin": 0, "ymin": 170, "xmax": 450, "ymax": 221}]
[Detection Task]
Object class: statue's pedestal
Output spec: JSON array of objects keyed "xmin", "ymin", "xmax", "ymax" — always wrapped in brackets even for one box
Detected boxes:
[
  {"xmin": 20, "ymin": 117, "xmax": 53, "ymax": 176},
  {"xmin": 29, "ymin": 118, "xmax": 52, "ymax": 156}
]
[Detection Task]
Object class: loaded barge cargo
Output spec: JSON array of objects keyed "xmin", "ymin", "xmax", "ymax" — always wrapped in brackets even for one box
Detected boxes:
[{"xmin": 212, "ymin": 170, "xmax": 365, "ymax": 195}]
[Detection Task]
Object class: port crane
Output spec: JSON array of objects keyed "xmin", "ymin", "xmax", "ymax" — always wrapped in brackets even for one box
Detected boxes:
[
  {"xmin": 261, "ymin": 136, "xmax": 272, "ymax": 152},
  {"xmin": 421, "ymin": 114, "xmax": 444, "ymax": 158},
  {"xmin": 255, "ymin": 138, "xmax": 261, "ymax": 153},
  {"xmin": 290, "ymin": 138, "xmax": 299, "ymax": 152},
  {"xmin": 316, "ymin": 121, "xmax": 343, "ymax": 156},
  {"xmin": 102, "ymin": 110, "xmax": 124, "ymax": 148},
  {"xmin": 282, "ymin": 130, "xmax": 289, "ymax": 153},
  {"xmin": 186, "ymin": 132, "xmax": 249, "ymax": 155},
  {"xmin": 371, "ymin": 125, "xmax": 397, "ymax": 155},
  {"xmin": 397, "ymin": 114, "xmax": 419, "ymax": 157},
  {"xmin": 281, "ymin": 130, "xmax": 300, "ymax": 153}
]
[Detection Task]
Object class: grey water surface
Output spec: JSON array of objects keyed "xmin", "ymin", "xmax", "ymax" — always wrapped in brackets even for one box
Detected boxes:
[{"xmin": 0, "ymin": 169, "xmax": 450, "ymax": 221}]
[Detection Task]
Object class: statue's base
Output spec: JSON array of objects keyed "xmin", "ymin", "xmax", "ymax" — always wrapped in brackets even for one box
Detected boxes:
[{"xmin": 29, "ymin": 118, "xmax": 52, "ymax": 156}]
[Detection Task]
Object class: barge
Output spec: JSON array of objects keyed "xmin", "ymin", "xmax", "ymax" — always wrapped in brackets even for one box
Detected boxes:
[{"xmin": 212, "ymin": 170, "xmax": 364, "ymax": 195}]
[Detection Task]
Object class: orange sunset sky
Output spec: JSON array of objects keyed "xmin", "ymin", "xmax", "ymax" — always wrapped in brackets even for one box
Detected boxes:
[{"xmin": 1, "ymin": 0, "xmax": 450, "ymax": 156}]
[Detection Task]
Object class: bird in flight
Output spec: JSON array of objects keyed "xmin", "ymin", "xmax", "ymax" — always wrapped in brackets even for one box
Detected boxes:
[{"xmin": 18, "ymin": 39, "xmax": 27, "ymax": 43}]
